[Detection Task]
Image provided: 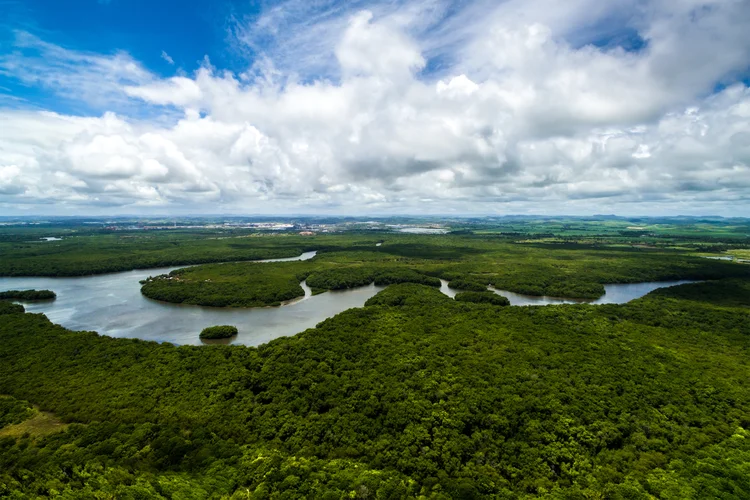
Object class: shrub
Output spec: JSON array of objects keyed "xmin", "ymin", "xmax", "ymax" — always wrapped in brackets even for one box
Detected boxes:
[{"xmin": 0, "ymin": 302, "xmax": 24, "ymax": 315}]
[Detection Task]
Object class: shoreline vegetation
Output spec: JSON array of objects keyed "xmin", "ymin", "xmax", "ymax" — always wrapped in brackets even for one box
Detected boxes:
[
  {"xmin": 136, "ymin": 235, "xmax": 748, "ymax": 307},
  {"xmin": 199, "ymin": 325, "xmax": 239, "ymax": 339},
  {"xmin": 2, "ymin": 219, "xmax": 750, "ymax": 497},
  {"xmin": 0, "ymin": 289, "xmax": 56, "ymax": 301},
  {"xmin": 1, "ymin": 278, "xmax": 749, "ymax": 497}
]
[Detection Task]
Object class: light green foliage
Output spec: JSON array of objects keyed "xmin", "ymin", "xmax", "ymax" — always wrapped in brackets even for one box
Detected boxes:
[{"xmin": 0, "ymin": 396, "xmax": 34, "ymax": 429}]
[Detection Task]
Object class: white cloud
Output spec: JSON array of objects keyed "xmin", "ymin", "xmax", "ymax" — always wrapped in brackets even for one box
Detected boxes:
[
  {"xmin": 124, "ymin": 76, "xmax": 203, "ymax": 107},
  {"xmin": 1, "ymin": 1, "xmax": 749, "ymax": 215},
  {"xmin": 0, "ymin": 31, "xmax": 153, "ymax": 110},
  {"xmin": 335, "ymin": 11, "xmax": 425, "ymax": 81},
  {"xmin": 160, "ymin": 50, "xmax": 174, "ymax": 65}
]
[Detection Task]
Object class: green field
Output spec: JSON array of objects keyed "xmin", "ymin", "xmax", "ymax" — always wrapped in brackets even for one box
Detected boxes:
[{"xmin": 2, "ymin": 216, "xmax": 749, "ymax": 279}]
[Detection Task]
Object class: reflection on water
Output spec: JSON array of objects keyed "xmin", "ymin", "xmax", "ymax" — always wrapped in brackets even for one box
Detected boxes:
[
  {"xmin": 439, "ymin": 279, "xmax": 457, "ymax": 298},
  {"xmin": 200, "ymin": 336, "xmax": 237, "ymax": 346}
]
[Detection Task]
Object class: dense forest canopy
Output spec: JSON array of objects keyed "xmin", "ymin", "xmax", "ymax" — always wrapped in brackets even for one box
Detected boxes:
[
  {"xmin": 1, "ymin": 278, "xmax": 750, "ymax": 497},
  {"xmin": 0, "ymin": 289, "xmax": 56, "ymax": 300},
  {"xmin": 454, "ymin": 291, "xmax": 511, "ymax": 305},
  {"xmin": 1, "ymin": 220, "xmax": 750, "ymax": 498},
  {"xmin": 134, "ymin": 235, "xmax": 749, "ymax": 307}
]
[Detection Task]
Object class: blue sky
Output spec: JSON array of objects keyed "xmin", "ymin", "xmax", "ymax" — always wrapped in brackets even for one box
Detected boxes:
[
  {"xmin": 1, "ymin": 0, "xmax": 250, "ymax": 114},
  {"xmin": 4, "ymin": 0, "xmax": 236, "ymax": 72},
  {"xmin": 0, "ymin": 0, "xmax": 749, "ymax": 215}
]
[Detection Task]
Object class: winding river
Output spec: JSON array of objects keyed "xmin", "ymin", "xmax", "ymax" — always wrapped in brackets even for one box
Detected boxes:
[
  {"xmin": 439, "ymin": 279, "xmax": 695, "ymax": 305},
  {"xmin": 1, "ymin": 252, "xmax": 694, "ymax": 346}
]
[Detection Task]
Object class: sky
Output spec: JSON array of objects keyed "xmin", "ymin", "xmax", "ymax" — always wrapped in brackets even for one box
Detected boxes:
[{"xmin": 0, "ymin": 0, "xmax": 749, "ymax": 216}]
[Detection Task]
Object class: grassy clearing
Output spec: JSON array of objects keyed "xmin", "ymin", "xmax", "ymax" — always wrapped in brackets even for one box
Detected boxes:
[
  {"xmin": 0, "ymin": 411, "xmax": 67, "ymax": 439},
  {"xmin": 727, "ymin": 249, "xmax": 750, "ymax": 259}
]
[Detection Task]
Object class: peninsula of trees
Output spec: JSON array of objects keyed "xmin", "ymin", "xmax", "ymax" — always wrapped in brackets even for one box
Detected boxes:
[{"xmin": 0, "ymin": 289, "xmax": 56, "ymax": 300}]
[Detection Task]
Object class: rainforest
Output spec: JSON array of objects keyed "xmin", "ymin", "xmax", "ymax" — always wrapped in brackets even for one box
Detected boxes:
[{"xmin": 1, "ymin": 216, "xmax": 750, "ymax": 499}]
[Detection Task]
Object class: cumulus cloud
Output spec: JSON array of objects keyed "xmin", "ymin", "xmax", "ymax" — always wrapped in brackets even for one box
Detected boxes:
[{"xmin": 1, "ymin": 0, "xmax": 749, "ymax": 215}]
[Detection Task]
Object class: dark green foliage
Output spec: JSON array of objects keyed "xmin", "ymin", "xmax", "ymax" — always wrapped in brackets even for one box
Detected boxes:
[
  {"xmin": 3, "ymin": 224, "xmax": 750, "ymax": 496},
  {"xmin": 141, "ymin": 261, "xmax": 311, "ymax": 307},
  {"xmin": 199, "ymin": 325, "xmax": 239, "ymax": 339},
  {"xmin": 648, "ymin": 278, "xmax": 750, "ymax": 308},
  {"xmin": 306, "ymin": 266, "xmax": 374, "ymax": 290},
  {"xmin": 0, "ymin": 231, "xmax": 315, "ymax": 277},
  {"xmin": 0, "ymin": 301, "xmax": 24, "ymax": 314},
  {"xmin": 0, "ymin": 396, "xmax": 34, "ymax": 428},
  {"xmin": 140, "ymin": 252, "xmax": 437, "ymax": 308},
  {"xmin": 364, "ymin": 283, "xmax": 453, "ymax": 307},
  {"xmin": 454, "ymin": 291, "xmax": 510, "ymax": 305},
  {"xmin": 0, "ymin": 289, "xmax": 55, "ymax": 300},
  {"xmin": 447, "ymin": 278, "xmax": 488, "ymax": 292},
  {"xmin": 306, "ymin": 266, "xmax": 441, "ymax": 291},
  {"xmin": 3, "ymin": 229, "xmax": 750, "ymax": 302},
  {"xmin": 372, "ymin": 268, "xmax": 442, "ymax": 287},
  {"xmin": 483, "ymin": 250, "xmax": 747, "ymax": 299},
  {"xmin": 1, "ymin": 279, "xmax": 750, "ymax": 496}
]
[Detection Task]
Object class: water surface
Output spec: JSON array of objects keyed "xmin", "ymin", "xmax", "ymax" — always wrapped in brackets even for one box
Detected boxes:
[
  {"xmin": 0, "ymin": 251, "xmax": 389, "ymax": 347},
  {"xmin": 440, "ymin": 279, "xmax": 696, "ymax": 306},
  {"xmin": 0, "ymin": 254, "xmax": 695, "ymax": 346}
]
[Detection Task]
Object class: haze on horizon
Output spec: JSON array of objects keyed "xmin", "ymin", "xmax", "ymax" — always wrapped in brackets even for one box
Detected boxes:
[{"xmin": 1, "ymin": 0, "xmax": 749, "ymax": 217}]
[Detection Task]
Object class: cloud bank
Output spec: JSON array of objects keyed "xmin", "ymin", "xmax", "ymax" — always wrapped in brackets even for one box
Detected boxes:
[{"xmin": 1, "ymin": 0, "xmax": 749, "ymax": 215}]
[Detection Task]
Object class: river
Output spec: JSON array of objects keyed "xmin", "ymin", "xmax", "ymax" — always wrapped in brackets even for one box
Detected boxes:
[
  {"xmin": 439, "ymin": 279, "xmax": 695, "ymax": 304},
  {"xmin": 1, "ymin": 253, "xmax": 695, "ymax": 346},
  {"xmin": 0, "ymin": 251, "xmax": 387, "ymax": 347}
]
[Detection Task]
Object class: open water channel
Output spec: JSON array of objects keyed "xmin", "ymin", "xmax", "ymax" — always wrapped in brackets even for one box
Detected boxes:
[{"xmin": 1, "ymin": 252, "xmax": 695, "ymax": 346}]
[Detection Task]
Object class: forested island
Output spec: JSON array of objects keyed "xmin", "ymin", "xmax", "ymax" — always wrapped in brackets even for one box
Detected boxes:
[
  {"xmin": 1, "ymin": 218, "xmax": 750, "ymax": 497},
  {"xmin": 199, "ymin": 325, "xmax": 239, "ymax": 339},
  {"xmin": 0, "ymin": 289, "xmax": 56, "ymax": 300},
  {"xmin": 137, "ymin": 234, "xmax": 747, "ymax": 308}
]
